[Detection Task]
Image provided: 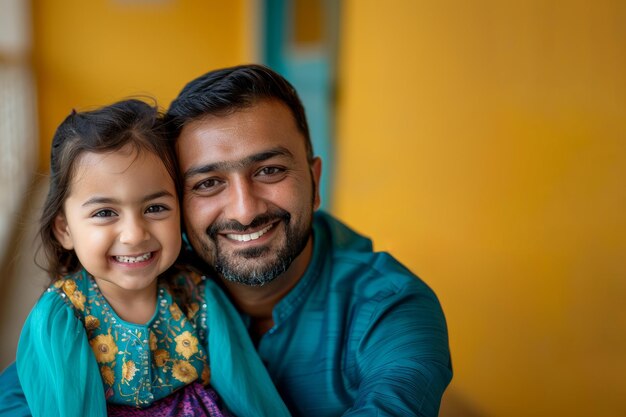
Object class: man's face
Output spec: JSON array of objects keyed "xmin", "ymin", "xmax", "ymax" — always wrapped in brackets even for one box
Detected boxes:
[{"xmin": 176, "ymin": 99, "xmax": 321, "ymax": 286}]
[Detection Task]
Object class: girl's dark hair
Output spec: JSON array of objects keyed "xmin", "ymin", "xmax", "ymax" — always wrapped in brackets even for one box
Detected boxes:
[
  {"xmin": 39, "ymin": 99, "xmax": 181, "ymax": 282},
  {"xmin": 165, "ymin": 64, "xmax": 315, "ymax": 163}
]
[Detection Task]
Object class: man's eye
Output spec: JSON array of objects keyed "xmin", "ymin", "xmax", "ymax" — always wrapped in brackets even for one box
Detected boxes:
[
  {"xmin": 194, "ymin": 178, "xmax": 221, "ymax": 190},
  {"xmin": 145, "ymin": 204, "xmax": 168, "ymax": 214},
  {"xmin": 258, "ymin": 166, "xmax": 284, "ymax": 176},
  {"xmin": 93, "ymin": 209, "xmax": 116, "ymax": 218}
]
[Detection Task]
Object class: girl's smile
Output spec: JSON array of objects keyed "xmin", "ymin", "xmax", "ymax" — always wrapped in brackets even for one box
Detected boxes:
[
  {"xmin": 110, "ymin": 251, "xmax": 159, "ymax": 271},
  {"xmin": 112, "ymin": 252, "xmax": 154, "ymax": 263}
]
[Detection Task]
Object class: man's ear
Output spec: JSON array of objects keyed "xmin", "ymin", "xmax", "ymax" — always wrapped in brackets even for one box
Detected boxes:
[
  {"xmin": 311, "ymin": 157, "xmax": 322, "ymax": 210},
  {"xmin": 53, "ymin": 213, "xmax": 74, "ymax": 250}
]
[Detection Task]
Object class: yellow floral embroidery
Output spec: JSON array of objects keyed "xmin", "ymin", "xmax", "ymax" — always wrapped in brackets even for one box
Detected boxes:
[
  {"xmin": 122, "ymin": 360, "xmax": 138, "ymax": 382},
  {"xmin": 186, "ymin": 303, "xmax": 199, "ymax": 319},
  {"xmin": 69, "ymin": 290, "xmax": 86, "ymax": 311},
  {"xmin": 62, "ymin": 279, "xmax": 77, "ymax": 295},
  {"xmin": 85, "ymin": 315, "xmax": 100, "ymax": 331},
  {"xmin": 169, "ymin": 304, "xmax": 183, "ymax": 321},
  {"xmin": 174, "ymin": 331, "xmax": 199, "ymax": 359},
  {"xmin": 53, "ymin": 280, "xmax": 64, "ymax": 289},
  {"xmin": 172, "ymin": 360, "xmax": 197, "ymax": 384},
  {"xmin": 154, "ymin": 349, "xmax": 170, "ymax": 367},
  {"xmin": 201, "ymin": 364, "xmax": 211, "ymax": 385},
  {"xmin": 149, "ymin": 331, "xmax": 157, "ymax": 351},
  {"xmin": 90, "ymin": 333, "xmax": 118, "ymax": 363},
  {"xmin": 101, "ymin": 365, "xmax": 115, "ymax": 386}
]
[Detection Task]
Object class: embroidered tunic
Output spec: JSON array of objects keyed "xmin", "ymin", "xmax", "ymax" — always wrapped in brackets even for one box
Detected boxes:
[
  {"xmin": 15, "ymin": 268, "xmax": 291, "ymax": 417},
  {"xmin": 50, "ymin": 269, "xmax": 211, "ymax": 408}
]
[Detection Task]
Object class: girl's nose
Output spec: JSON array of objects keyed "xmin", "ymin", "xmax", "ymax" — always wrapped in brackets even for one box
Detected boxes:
[{"xmin": 119, "ymin": 217, "xmax": 150, "ymax": 245}]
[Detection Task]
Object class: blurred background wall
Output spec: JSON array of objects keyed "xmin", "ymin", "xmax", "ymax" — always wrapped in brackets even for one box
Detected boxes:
[
  {"xmin": 335, "ymin": 1, "xmax": 626, "ymax": 416},
  {"xmin": 1, "ymin": 1, "xmax": 624, "ymax": 416},
  {"xmin": 32, "ymin": 0, "xmax": 254, "ymax": 168}
]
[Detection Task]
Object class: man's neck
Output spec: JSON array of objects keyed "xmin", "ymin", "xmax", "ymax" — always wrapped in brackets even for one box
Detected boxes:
[{"xmin": 220, "ymin": 237, "xmax": 314, "ymax": 339}]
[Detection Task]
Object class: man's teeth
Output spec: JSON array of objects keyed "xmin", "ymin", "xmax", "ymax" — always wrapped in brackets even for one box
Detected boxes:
[
  {"xmin": 226, "ymin": 224, "xmax": 273, "ymax": 242},
  {"xmin": 115, "ymin": 253, "xmax": 152, "ymax": 263}
]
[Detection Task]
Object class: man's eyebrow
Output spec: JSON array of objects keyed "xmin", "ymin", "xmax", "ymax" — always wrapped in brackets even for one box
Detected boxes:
[
  {"xmin": 183, "ymin": 146, "xmax": 294, "ymax": 180},
  {"xmin": 81, "ymin": 191, "xmax": 175, "ymax": 207}
]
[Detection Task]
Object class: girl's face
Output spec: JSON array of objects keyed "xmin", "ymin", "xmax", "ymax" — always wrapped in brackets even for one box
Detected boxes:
[{"xmin": 53, "ymin": 145, "xmax": 181, "ymax": 299}]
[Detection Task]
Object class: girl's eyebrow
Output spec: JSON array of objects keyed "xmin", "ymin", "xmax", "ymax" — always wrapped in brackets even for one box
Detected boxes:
[
  {"xmin": 81, "ymin": 190, "xmax": 175, "ymax": 207},
  {"xmin": 183, "ymin": 146, "xmax": 294, "ymax": 180}
]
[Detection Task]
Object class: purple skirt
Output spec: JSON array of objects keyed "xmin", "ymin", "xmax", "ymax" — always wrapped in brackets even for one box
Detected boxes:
[{"xmin": 107, "ymin": 382, "xmax": 233, "ymax": 417}]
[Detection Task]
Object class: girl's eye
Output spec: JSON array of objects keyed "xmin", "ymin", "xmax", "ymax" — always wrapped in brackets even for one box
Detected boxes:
[
  {"xmin": 93, "ymin": 209, "xmax": 116, "ymax": 218},
  {"xmin": 145, "ymin": 204, "xmax": 168, "ymax": 214}
]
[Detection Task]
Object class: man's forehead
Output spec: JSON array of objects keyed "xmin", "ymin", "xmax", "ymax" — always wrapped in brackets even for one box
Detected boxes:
[
  {"xmin": 175, "ymin": 101, "xmax": 307, "ymax": 165},
  {"xmin": 176, "ymin": 115, "xmax": 238, "ymax": 145}
]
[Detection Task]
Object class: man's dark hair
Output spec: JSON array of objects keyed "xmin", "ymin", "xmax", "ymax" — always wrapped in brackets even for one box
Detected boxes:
[{"xmin": 165, "ymin": 64, "xmax": 314, "ymax": 162}]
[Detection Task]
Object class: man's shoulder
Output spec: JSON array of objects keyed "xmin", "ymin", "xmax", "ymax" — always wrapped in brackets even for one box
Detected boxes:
[
  {"xmin": 313, "ymin": 211, "xmax": 434, "ymax": 300},
  {"xmin": 313, "ymin": 210, "xmax": 373, "ymax": 253},
  {"xmin": 334, "ymin": 248, "xmax": 434, "ymax": 301}
]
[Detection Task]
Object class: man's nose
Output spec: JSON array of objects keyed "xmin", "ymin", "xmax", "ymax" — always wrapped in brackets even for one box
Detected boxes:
[
  {"xmin": 119, "ymin": 216, "xmax": 150, "ymax": 245},
  {"xmin": 224, "ymin": 177, "xmax": 267, "ymax": 226}
]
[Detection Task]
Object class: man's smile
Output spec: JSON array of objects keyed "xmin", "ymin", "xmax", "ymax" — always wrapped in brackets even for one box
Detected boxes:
[{"xmin": 225, "ymin": 223, "xmax": 275, "ymax": 242}]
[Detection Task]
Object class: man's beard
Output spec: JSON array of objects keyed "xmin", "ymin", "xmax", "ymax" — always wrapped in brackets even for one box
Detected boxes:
[{"xmin": 203, "ymin": 207, "xmax": 312, "ymax": 286}]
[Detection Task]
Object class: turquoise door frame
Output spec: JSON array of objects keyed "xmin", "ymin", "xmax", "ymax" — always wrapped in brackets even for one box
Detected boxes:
[{"xmin": 262, "ymin": 0, "xmax": 339, "ymax": 210}]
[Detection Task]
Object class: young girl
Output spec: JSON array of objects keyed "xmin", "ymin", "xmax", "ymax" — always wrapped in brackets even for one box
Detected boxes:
[{"xmin": 16, "ymin": 99, "xmax": 290, "ymax": 417}]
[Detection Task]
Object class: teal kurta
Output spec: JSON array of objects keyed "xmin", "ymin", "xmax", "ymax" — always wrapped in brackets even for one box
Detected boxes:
[
  {"xmin": 14, "ymin": 269, "xmax": 290, "ymax": 417},
  {"xmin": 248, "ymin": 211, "xmax": 453, "ymax": 416}
]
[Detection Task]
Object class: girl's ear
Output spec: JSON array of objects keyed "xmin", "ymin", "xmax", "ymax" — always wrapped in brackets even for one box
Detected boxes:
[{"xmin": 53, "ymin": 213, "xmax": 74, "ymax": 250}]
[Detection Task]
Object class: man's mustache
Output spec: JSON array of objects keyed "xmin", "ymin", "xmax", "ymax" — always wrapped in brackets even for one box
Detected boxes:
[{"xmin": 206, "ymin": 209, "xmax": 291, "ymax": 239}]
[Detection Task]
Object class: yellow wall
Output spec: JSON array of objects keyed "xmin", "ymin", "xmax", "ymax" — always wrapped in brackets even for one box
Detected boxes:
[
  {"xmin": 33, "ymin": 0, "xmax": 250, "ymax": 170},
  {"xmin": 335, "ymin": 1, "xmax": 626, "ymax": 416},
  {"xmin": 30, "ymin": 1, "xmax": 626, "ymax": 415}
]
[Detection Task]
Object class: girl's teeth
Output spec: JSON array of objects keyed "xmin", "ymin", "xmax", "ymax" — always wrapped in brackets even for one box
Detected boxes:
[
  {"xmin": 115, "ymin": 253, "xmax": 152, "ymax": 263},
  {"xmin": 226, "ymin": 224, "xmax": 273, "ymax": 242}
]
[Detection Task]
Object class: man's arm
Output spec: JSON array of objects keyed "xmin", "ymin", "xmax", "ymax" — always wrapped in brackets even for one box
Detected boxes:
[{"xmin": 344, "ymin": 282, "xmax": 452, "ymax": 416}]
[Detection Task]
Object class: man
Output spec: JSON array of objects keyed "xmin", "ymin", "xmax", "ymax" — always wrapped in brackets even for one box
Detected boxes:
[
  {"xmin": 167, "ymin": 64, "xmax": 452, "ymax": 416},
  {"xmin": 0, "ymin": 64, "xmax": 452, "ymax": 416}
]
